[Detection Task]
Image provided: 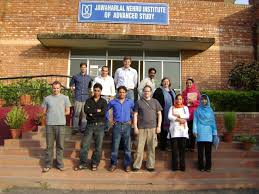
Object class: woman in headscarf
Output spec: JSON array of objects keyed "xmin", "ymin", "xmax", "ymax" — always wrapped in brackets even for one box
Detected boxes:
[
  {"xmin": 193, "ymin": 94, "xmax": 217, "ymax": 172},
  {"xmin": 168, "ymin": 94, "xmax": 189, "ymax": 171},
  {"xmin": 182, "ymin": 78, "xmax": 201, "ymax": 152},
  {"xmin": 153, "ymin": 77, "xmax": 176, "ymax": 151}
]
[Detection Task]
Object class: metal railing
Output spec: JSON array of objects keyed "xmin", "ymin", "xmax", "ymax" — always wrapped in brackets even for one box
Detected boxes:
[{"xmin": 0, "ymin": 75, "xmax": 73, "ymax": 106}]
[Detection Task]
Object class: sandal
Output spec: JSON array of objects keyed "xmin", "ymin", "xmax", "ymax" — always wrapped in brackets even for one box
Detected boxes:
[
  {"xmin": 74, "ymin": 164, "xmax": 87, "ymax": 171},
  {"xmin": 92, "ymin": 164, "xmax": 97, "ymax": 171},
  {"xmin": 42, "ymin": 167, "xmax": 50, "ymax": 173}
]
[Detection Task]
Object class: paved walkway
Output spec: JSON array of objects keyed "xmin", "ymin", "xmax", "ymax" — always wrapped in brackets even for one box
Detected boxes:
[{"xmin": 1, "ymin": 188, "xmax": 259, "ymax": 194}]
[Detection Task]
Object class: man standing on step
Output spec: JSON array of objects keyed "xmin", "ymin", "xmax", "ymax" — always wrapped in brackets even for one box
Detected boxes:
[
  {"xmin": 70, "ymin": 62, "xmax": 92, "ymax": 135},
  {"xmin": 74, "ymin": 83, "xmax": 107, "ymax": 171},
  {"xmin": 42, "ymin": 81, "xmax": 71, "ymax": 172},
  {"xmin": 133, "ymin": 85, "xmax": 162, "ymax": 172},
  {"xmin": 137, "ymin": 67, "xmax": 157, "ymax": 97},
  {"xmin": 107, "ymin": 86, "xmax": 134, "ymax": 172},
  {"xmin": 114, "ymin": 56, "xmax": 138, "ymax": 101}
]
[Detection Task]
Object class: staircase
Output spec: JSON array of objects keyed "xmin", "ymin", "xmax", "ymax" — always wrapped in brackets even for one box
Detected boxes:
[{"xmin": 0, "ymin": 126, "xmax": 259, "ymax": 191}]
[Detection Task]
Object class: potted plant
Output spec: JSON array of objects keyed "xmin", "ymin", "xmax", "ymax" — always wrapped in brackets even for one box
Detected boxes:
[
  {"xmin": 223, "ymin": 112, "xmax": 236, "ymax": 142},
  {"xmin": 17, "ymin": 79, "xmax": 32, "ymax": 106},
  {"xmin": 0, "ymin": 83, "xmax": 6, "ymax": 107},
  {"xmin": 238, "ymin": 135, "xmax": 257, "ymax": 150},
  {"xmin": 5, "ymin": 106, "xmax": 28, "ymax": 139},
  {"xmin": 33, "ymin": 112, "xmax": 46, "ymax": 126}
]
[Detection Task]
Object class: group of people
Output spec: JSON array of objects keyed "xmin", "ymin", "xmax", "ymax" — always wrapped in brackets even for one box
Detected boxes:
[{"xmin": 41, "ymin": 56, "xmax": 218, "ymax": 173}]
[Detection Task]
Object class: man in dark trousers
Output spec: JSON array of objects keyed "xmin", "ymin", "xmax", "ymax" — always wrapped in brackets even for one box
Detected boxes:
[{"xmin": 74, "ymin": 83, "xmax": 107, "ymax": 171}]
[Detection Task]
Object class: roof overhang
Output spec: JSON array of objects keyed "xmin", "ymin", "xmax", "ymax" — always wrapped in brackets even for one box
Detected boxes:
[{"xmin": 37, "ymin": 33, "xmax": 215, "ymax": 51}]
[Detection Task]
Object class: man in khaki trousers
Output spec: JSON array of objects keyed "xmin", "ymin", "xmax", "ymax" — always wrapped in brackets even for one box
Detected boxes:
[{"xmin": 133, "ymin": 85, "xmax": 162, "ymax": 172}]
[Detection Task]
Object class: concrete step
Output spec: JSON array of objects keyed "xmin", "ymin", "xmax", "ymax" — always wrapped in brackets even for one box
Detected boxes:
[
  {"xmin": 0, "ymin": 166, "xmax": 259, "ymax": 192},
  {"xmin": 4, "ymin": 138, "xmax": 245, "ymax": 152},
  {"xmin": 4, "ymin": 139, "xmax": 112, "ymax": 150},
  {"xmin": 0, "ymin": 175, "xmax": 258, "ymax": 191},
  {"xmin": 1, "ymin": 146, "xmax": 259, "ymax": 159},
  {"xmin": 0, "ymin": 155, "xmax": 258, "ymax": 169}
]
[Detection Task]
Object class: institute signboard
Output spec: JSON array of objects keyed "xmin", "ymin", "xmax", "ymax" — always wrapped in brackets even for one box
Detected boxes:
[{"xmin": 78, "ymin": 1, "xmax": 169, "ymax": 25}]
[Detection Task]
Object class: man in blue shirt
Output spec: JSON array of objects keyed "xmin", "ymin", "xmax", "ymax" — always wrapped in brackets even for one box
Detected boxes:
[
  {"xmin": 107, "ymin": 86, "xmax": 134, "ymax": 172},
  {"xmin": 70, "ymin": 63, "xmax": 92, "ymax": 135}
]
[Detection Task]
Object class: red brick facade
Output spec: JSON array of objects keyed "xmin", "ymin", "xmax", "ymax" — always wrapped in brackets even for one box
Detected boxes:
[{"xmin": 0, "ymin": 0, "xmax": 257, "ymax": 89}]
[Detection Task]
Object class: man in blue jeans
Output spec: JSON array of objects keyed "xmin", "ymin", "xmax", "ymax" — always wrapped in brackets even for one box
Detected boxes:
[{"xmin": 107, "ymin": 86, "xmax": 134, "ymax": 172}]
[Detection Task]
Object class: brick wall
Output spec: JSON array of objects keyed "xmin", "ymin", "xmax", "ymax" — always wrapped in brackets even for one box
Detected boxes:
[
  {"xmin": 215, "ymin": 112, "xmax": 259, "ymax": 135},
  {"xmin": 0, "ymin": 0, "xmax": 256, "ymax": 89}
]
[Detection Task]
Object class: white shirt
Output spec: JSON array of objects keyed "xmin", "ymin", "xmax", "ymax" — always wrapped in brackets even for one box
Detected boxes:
[
  {"xmin": 138, "ymin": 77, "xmax": 156, "ymax": 96},
  {"xmin": 114, "ymin": 67, "xmax": 138, "ymax": 89},
  {"xmin": 167, "ymin": 106, "xmax": 189, "ymax": 139},
  {"xmin": 92, "ymin": 75, "xmax": 116, "ymax": 96}
]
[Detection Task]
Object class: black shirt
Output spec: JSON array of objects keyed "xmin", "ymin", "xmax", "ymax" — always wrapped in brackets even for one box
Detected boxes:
[{"xmin": 84, "ymin": 97, "xmax": 107, "ymax": 123}]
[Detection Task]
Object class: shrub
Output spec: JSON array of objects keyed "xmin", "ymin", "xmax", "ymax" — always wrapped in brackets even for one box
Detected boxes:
[
  {"xmin": 236, "ymin": 135, "xmax": 257, "ymax": 144},
  {"xmin": 5, "ymin": 106, "xmax": 28, "ymax": 129},
  {"xmin": 202, "ymin": 90, "xmax": 259, "ymax": 112},
  {"xmin": 228, "ymin": 62, "xmax": 259, "ymax": 91}
]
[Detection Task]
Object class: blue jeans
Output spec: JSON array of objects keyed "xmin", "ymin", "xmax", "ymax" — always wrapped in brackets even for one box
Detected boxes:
[
  {"xmin": 111, "ymin": 122, "xmax": 132, "ymax": 167},
  {"xmin": 126, "ymin": 89, "xmax": 134, "ymax": 101}
]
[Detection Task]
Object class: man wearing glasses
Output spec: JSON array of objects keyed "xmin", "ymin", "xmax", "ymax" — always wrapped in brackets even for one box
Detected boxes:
[{"xmin": 74, "ymin": 83, "xmax": 107, "ymax": 171}]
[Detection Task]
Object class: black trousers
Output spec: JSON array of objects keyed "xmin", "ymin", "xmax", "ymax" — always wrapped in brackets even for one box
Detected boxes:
[
  {"xmin": 158, "ymin": 128, "xmax": 168, "ymax": 150},
  {"xmin": 197, "ymin": 142, "xmax": 212, "ymax": 170},
  {"xmin": 171, "ymin": 137, "xmax": 187, "ymax": 170},
  {"xmin": 187, "ymin": 120, "xmax": 196, "ymax": 150}
]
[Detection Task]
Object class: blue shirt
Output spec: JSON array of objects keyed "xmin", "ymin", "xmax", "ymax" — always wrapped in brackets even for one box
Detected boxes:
[
  {"xmin": 107, "ymin": 98, "xmax": 134, "ymax": 123},
  {"xmin": 70, "ymin": 73, "xmax": 92, "ymax": 102}
]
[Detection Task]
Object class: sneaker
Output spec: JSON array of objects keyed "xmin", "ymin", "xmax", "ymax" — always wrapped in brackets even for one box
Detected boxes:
[
  {"xmin": 74, "ymin": 164, "xmax": 87, "ymax": 171},
  {"xmin": 125, "ymin": 166, "xmax": 131, "ymax": 172},
  {"xmin": 205, "ymin": 169, "xmax": 211, "ymax": 172},
  {"xmin": 57, "ymin": 167, "xmax": 65, "ymax": 171},
  {"xmin": 132, "ymin": 168, "xmax": 139, "ymax": 172},
  {"xmin": 72, "ymin": 130, "xmax": 79, "ymax": 135},
  {"xmin": 199, "ymin": 168, "xmax": 205, "ymax": 172},
  {"xmin": 109, "ymin": 165, "xmax": 117, "ymax": 172},
  {"xmin": 42, "ymin": 167, "xmax": 51, "ymax": 173},
  {"xmin": 91, "ymin": 164, "xmax": 97, "ymax": 171},
  {"xmin": 146, "ymin": 168, "xmax": 155, "ymax": 172}
]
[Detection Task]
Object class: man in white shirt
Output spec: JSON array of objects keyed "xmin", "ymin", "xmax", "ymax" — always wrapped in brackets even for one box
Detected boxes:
[
  {"xmin": 114, "ymin": 56, "xmax": 138, "ymax": 101},
  {"xmin": 138, "ymin": 67, "xmax": 157, "ymax": 97},
  {"xmin": 92, "ymin": 66, "xmax": 116, "ymax": 102}
]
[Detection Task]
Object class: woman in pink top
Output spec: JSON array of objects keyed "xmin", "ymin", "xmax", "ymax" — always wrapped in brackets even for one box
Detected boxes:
[{"xmin": 182, "ymin": 78, "xmax": 201, "ymax": 152}]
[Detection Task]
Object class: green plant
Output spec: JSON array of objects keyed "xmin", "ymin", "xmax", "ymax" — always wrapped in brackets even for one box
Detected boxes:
[
  {"xmin": 228, "ymin": 62, "xmax": 259, "ymax": 91},
  {"xmin": 223, "ymin": 112, "xmax": 236, "ymax": 133},
  {"xmin": 237, "ymin": 135, "xmax": 257, "ymax": 144},
  {"xmin": 5, "ymin": 106, "xmax": 28, "ymax": 129},
  {"xmin": 202, "ymin": 90, "xmax": 259, "ymax": 112}
]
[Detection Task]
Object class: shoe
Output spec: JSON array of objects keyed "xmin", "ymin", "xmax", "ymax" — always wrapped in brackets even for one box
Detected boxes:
[
  {"xmin": 180, "ymin": 168, "xmax": 185, "ymax": 172},
  {"xmin": 57, "ymin": 167, "xmax": 65, "ymax": 171},
  {"xmin": 125, "ymin": 166, "xmax": 131, "ymax": 172},
  {"xmin": 74, "ymin": 164, "xmax": 87, "ymax": 171},
  {"xmin": 205, "ymin": 169, "xmax": 211, "ymax": 172},
  {"xmin": 132, "ymin": 168, "xmax": 139, "ymax": 172},
  {"xmin": 42, "ymin": 167, "xmax": 51, "ymax": 173},
  {"xmin": 172, "ymin": 168, "xmax": 178, "ymax": 171},
  {"xmin": 199, "ymin": 168, "xmax": 205, "ymax": 172},
  {"xmin": 146, "ymin": 168, "xmax": 155, "ymax": 172},
  {"xmin": 72, "ymin": 130, "xmax": 79, "ymax": 135},
  {"xmin": 91, "ymin": 164, "xmax": 97, "ymax": 171},
  {"xmin": 109, "ymin": 165, "xmax": 116, "ymax": 172}
]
